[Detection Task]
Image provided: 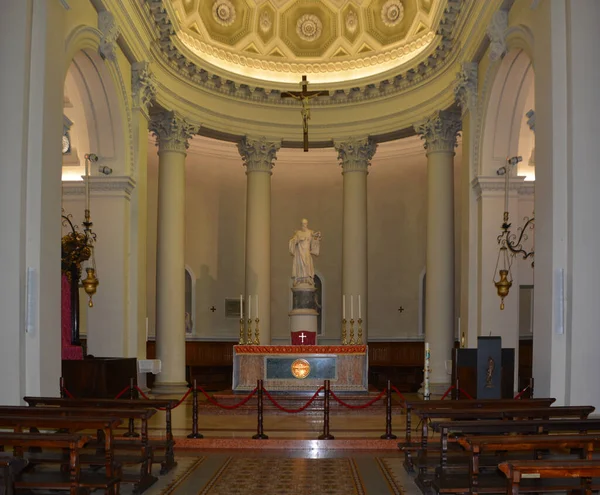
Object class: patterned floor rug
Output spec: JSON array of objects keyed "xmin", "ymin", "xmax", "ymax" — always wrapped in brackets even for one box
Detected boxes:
[
  {"xmin": 159, "ymin": 457, "xmax": 206, "ymax": 495},
  {"xmin": 198, "ymin": 457, "xmax": 367, "ymax": 495}
]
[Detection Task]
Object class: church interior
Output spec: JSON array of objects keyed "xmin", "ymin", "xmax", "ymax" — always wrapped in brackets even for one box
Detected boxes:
[{"xmin": 2, "ymin": 0, "xmax": 600, "ymax": 493}]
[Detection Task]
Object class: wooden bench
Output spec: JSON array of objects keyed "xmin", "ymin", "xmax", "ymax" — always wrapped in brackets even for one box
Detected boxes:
[
  {"xmin": 0, "ymin": 453, "xmax": 27, "ymax": 495},
  {"xmin": 433, "ymin": 434, "xmax": 600, "ymax": 495},
  {"xmin": 0, "ymin": 415, "xmax": 121, "ymax": 494},
  {"xmin": 398, "ymin": 398, "xmax": 555, "ymax": 472},
  {"xmin": 23, "ymin": 396, "xmax": 178, "ymax": 474},
  {"xmin": 0, "ymin": 406, "xmax": 156, "ymax": 493},
  {"xmin": 498, "ymin": 459, "xmax": 600, "ymax": 495},
  {"xmin": 403, "ymin": 405, "xmax": 592, "ymax": 473},
  {"xmin": 0, "ymin": 432, "xmax": 121, "ymax": 495}
]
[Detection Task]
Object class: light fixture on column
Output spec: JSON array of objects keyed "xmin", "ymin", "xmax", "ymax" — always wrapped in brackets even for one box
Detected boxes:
[
  {"xmin": 61, "ymin": 153, "xmax": 100, "ymax": 311},
  {"xmin": 493, "ymin": 156, "xmax": 534, "ymax": 309}
]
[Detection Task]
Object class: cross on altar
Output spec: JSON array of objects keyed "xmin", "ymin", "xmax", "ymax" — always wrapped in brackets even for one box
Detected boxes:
[
  {"xmin": 281, "ymin": 75, "xmax": 329, "ymax": 152},
  {"xmin": 299, "ymin": 332, "xmax": 307, "ymax": 343}
]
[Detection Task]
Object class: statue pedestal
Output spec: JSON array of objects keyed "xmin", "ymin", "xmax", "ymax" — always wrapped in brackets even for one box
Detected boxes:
[{"xmin": 289, "ymin": 285, "xmax": 318, "ymax": 339}]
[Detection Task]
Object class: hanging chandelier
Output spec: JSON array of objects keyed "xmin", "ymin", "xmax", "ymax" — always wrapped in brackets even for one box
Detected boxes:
[{"xmin": 493, "ymin": 156, "xmax": 534, "ymax": 309}]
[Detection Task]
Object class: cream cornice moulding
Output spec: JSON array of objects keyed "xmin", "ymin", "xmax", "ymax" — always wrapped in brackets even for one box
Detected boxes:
[
  {"xmin": 140, "ymin": 0, "xmax": 471, "ymax": 105},
  {"xmin": 472, "ymin": 175, "xmax": 534, "ymax": 200},
  {"xmin": 62, "ymin": 176, "xmax": 136, "ymax": 200}
]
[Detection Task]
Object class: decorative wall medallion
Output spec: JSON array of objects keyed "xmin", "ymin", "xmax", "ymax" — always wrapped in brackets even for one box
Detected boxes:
[
  {"xmin": 259, "ymin": 11, "xmax": 272, "ymax": 33},
  {"xmin": 212, "ymin": 0, "xmax": 236, "ymax": 27},
  {"xmin": 345, "ymin": 10, "xmax": 358, "ymax": 33},
  {"xmin": 381, "ymin": 0, "xmax": 405, "ymax": 27},
  {"xmin": 296, "ymin": 14, "xmax": 323, "ymax": 42},
  {"xmin": 291, "ymin": 358, "xmax": 311, "ymax": 379}
]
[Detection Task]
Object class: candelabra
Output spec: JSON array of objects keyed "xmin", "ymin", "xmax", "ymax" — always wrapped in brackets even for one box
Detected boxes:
[
  {"xmin": 348, "ymin": 318, "xmax": 355, "ymax": 345},
  {"xmin": 341, "ymin": 318, "xmax": 348, "ymax": 345},
  {"xmin": 357, "ymin": 318, "xmax": 363, "ymax": 345},
  {"xmin": 247, "ymin": 318, "xmax": 253, "ymax": 345},
  {"xmin": 253, "ymin": 318, "xmax": 260, "ymax": 345},
  {"xmin": 239, "ymin": 318, "xmax": 245, "ymax": 345}
]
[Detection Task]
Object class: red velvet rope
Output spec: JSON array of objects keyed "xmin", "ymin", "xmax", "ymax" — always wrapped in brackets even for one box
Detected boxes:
[
  {"xmin": 440, "ymin": 385, "xmax": 454, "ymax": 400},
  {"xmin": 459, "ymin": 388, "xmax": 474, "ymax": 400},
  {"xmin": 62, "ymin": 387, "xmax": 75, "ymax": 399},
  {"xmin": 134, "ymin": 385, "xmax": 192, "ymax": 410},
  {"xmin": 113, "ymin": 385, "xmax": 131, "ymax": 400},
  {"xmin": 262, "ymin": 386, "xmax": 324, "ymax": 413},
  {"xmin": 196, "ymin": 386, "xmax": 258, "ymax": 410},
  {"xmin": 329, "ymin": 389, "xmax": 386, "ymax": 409},
  {"xmin": 391, "ymin": 385, "xmax": 406, "ymax": 403},
  {"xmin": 514, "ymin": 385, "xmax": 530, "ymax": 400}
]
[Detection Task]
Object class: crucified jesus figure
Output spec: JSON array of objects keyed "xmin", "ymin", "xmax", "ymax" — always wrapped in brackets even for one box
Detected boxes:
[{"xmin": 281, "ymin": 75, "xmax": 329, "ymax": 152}]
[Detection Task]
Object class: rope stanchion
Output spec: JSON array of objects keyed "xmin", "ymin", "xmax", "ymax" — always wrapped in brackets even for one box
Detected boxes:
[
  {"xmin": 123, "ymin": 378, "xmax": 140, "ymax": 438},
  {"xmin": 262, "ymin": 386, "xmax": 323, "ymax": 414},
  {"xmin": 318, "ymin": 380, "xmax": 334, "ymax": 440},
  {"xmin": 187, "ymin": 379, "xmax": 203, "ymax": 439},
  {"xmin": 329, "ymin": 388, "xmax": 386, "ymax": 409},
  {"xmin": 252, "ymin": 380, "xmax": 268, "ymax": 440},
  {"xmin": 381, "ymin": 380, "xmax": 397, "ymax": 440},
  {"xmin": 196, "ymin": 386, "xmax": 257, "ymax": 410}
]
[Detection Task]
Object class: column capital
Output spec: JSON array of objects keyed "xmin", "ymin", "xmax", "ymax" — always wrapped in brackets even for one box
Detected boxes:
[
  {"xmin": 238, "ymin": 136, "xmax": 281, "ymax": 174},
  {"xmin": 150, "ymin": 111, "xmax": 199, "ymax": 153},
  {"xmin": 414, "ymin": 110, "xmax": 461, "ymax": 153},
  {"xmin": 454, "ymin": 62, "xmax": 478, "ymax": 114},
  {"xmin": 487, "ymin": 9, "xmax": 508, "ymax": 61},
  {"xmin": 334, "ymin": 137, "xmax": 377, "ymax": 173},
  {"xmin": 132, "ymin": 61, "xmax": 157, "ymax": 119}
]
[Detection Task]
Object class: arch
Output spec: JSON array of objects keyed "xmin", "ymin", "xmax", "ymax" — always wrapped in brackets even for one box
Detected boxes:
[
  {"xmin": 63, "ymin": 25, "xmax": 133, "ymax": 177},
  {"xmin": 479, "ymin": 49, "xmax": 535, "ymax": 177}
]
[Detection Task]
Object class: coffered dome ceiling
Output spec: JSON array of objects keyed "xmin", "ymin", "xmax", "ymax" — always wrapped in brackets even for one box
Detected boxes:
[{"xmin": 169, "ymin": 0, "xmax": 444, "ymax": 84}]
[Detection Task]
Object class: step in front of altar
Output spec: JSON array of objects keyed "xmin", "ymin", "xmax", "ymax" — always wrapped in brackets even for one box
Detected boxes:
[{"xmin": 232, "ymin": 344, "xmax": 369, "ymax": 393}]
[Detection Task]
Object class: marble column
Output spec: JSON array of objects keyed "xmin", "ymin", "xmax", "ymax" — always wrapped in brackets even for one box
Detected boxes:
[
  {"xmin": 149, "ymin": 111, "xmax": 198, "ymax": 394},
  {"xmin": 334, "ymin": 137, "xmax": 377, "ymax": 342},
  {"xmin": 238, "ymin": 137, "xmax": 281, "ymax": 344},
  {"xmin": 415, "ymin": 111, "xmax": 461, "ymax": 392}
]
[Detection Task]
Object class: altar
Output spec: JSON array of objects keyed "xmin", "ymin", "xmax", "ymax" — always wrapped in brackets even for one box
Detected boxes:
[{"xmin": 232, "ymin": 345, "xmax": 369, "ymax": 393}]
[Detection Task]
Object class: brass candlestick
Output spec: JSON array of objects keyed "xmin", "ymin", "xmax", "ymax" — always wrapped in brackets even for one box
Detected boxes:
[
  {"xmin": 357, "ymin": 318, "xmax": 363, "ymax": 345},
  {"xmin": 239, "ymin": 318, "xmax": 245, "ymax": 345},
  {"xmin": 254, "ymin": 318, "xmax": 260, "ymax": 345},
  {"xmin": 247, "ymin": 318, "xmax": 253, "ymax": 345},
  {"xmin": 349, "ymin": 318, "xmax": 355, "ymax": 345},
  {"xmin": 341, "ymin": 318, "xmax": 348, "ymax": 345}
]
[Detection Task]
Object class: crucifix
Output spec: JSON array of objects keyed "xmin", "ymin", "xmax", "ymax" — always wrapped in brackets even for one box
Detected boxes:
[
  {"xmin": 299, "ymin": 332, "xmax": 307, "ymax": 343},
  {"xmin": 281, "ymin": 75, "xmax": 329, "ymax": 152}
]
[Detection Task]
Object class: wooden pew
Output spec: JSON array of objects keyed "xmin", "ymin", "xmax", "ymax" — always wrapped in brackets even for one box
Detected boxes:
[
  {"xmin": 23, "ymin": 396, "xmax": 178, "ymax": 474},
  {"xmin": 0, "ymin": 432, "xmax": 121, "ymax": 495},
  {"xmin": 0, "ymin": 406, "xmax": 156, "ymax": 493},
  {"xmin": 498, "ymin": 460, "xmax": 600, "ymax": 495},
  {"xmin": 436, "ymin": 434, "xmax": 600, "ymax": 495},
  {"xmin": 398, "ymin": 398, "xmax": 555, "ymax": 471},
  {"xmin": 0, "ymin": 453, "xmax": 27, "ymax": 495},
  {"xmin": 404, "ymin": 405, "xmax": 593, "ymax": 473},
  {"xmin": 0, "ymin": 415, "xmax": 121, "ymax": 494}
]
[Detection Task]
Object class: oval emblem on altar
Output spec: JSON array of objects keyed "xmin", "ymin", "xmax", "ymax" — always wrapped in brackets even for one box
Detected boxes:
[{"xmin": 291, "ymin": 359, "xmax": 311, "ymax": 379}]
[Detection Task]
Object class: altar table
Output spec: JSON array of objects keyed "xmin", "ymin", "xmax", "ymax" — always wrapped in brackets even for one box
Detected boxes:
[{"xmin": 232, "ymin": 345, "xmax": 368, "ymax": 392}]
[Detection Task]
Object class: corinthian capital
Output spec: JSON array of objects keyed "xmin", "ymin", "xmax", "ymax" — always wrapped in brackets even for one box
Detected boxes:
[
  {"xmin": 238, "ymin": 137, "xmax": 281, "ymax": 174},
  {"xmin": 98, "ymin": 11, "xmax": 119, "ymax": 62},
  {"xmin": 454, "ymin": 62, "xmax": 478, "ymax": 113},
  {"xmin": 149, "ymin": 111, "xmax": 199, "ymax": 153},
  {"xmin": 487, "ymin": 9, "xmax": 508, "ymax": 61},
  {"xmin": 414, "ymin": 110, "xmax": 461, "ymax": 153},
  {"xmin": 132, "ymin": 61, "xmax": 157, "ymax": 117},
  {"xmin": 334, "ymin": 137, "xmax": 377, "ymax": 173}
]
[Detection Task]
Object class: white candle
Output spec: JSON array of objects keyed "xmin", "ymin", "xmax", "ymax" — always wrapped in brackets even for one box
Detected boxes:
[
  {"xmin": 248, "ymin": 295, "xmax": 252, "ymax": 320},
  {"xmin": 256, "ymin": 294, "xmax": 259, "ymax": 320},
  {"xmin": 240, "ymin": 294, "xmax": 243, "ymax": 319},
  {"xmin": 358, "ymin": 295, "xmax": 362, "ymax": 319},
  {"xmin": 350, "ymin": 295, "xmax": 354, "ymax": 320},
  {"xmin": 342, "ymin": 295, "xmax": 346, "ymax": 320}
]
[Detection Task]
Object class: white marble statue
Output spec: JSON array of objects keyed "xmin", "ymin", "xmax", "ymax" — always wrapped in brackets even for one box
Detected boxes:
[{"xmin": 289, "ymin": 218, "xmax": 321, "ymax": 287}]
